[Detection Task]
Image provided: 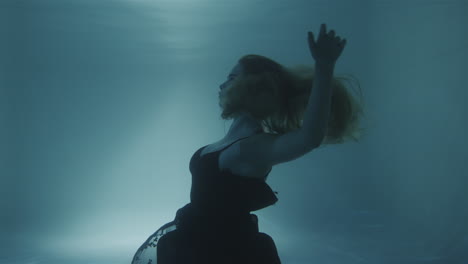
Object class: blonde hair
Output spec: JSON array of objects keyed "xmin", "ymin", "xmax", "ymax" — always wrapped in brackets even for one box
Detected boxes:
[{"xmin": 221, "ymin": 54, "xmax": 367, "ymax": 147}]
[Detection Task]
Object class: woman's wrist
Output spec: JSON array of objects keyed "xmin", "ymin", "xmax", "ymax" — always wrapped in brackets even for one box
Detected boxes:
[{"xmin": 315, "ymin": 60, "xmax": 336, "ymax": 69}]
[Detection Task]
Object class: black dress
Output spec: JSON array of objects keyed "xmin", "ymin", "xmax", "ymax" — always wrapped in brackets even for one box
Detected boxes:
[{"xmin": 131, "ymin": 134, "xmax": 281, "ymax": 264}]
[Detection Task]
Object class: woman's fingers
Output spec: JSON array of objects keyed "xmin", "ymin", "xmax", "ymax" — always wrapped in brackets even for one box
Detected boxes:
[
  {"xmin": 341, "ymin": 39, "xmax": 347, "ymax": 47},
  {"xmin": 309, "ymin": 23, "xmax": 347, "ymax": 63},
  {"xmin": 308, "ymin": 32, "xmax": 316, "ymax": 49},
  {"xmin": 320, "ymin": 23, "xmax": 326, "ymax": 36}
]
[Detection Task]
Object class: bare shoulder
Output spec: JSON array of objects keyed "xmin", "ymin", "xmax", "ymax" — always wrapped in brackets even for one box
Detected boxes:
[{"xmin": 239, "ymin": 130, "xmax": 318, "ymax": 168}]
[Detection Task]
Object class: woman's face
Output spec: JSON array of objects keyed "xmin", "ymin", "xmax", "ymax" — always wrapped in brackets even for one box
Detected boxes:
[{"xmin": 219, "ymin": 63, "xmax": 243, "ymax": 99}]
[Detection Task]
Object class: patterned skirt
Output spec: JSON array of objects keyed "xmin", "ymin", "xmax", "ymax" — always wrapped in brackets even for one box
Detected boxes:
[{"xmin": 131, "ymin": 203, "xmax": 281, "ymax": 264}]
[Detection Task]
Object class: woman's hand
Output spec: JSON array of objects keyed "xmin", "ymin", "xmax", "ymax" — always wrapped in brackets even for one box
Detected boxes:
[{"xmin": 308, "ymin": 23, "xmax": 347, "ymax": 65}]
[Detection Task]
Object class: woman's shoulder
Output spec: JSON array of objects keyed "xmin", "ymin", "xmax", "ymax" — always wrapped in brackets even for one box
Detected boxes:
[
  {"xmin": 239, "ymin": 129, "xmax": 315, "ymax": 168},
  {"xmin": 231, "ymin": 133, "xmax": 276, "ymax": 179}
]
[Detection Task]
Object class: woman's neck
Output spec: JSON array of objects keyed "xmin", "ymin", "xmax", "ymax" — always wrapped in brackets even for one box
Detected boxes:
[{"xmin": 225, "ymin": 111, "xmax": 263, "ymax": 140}]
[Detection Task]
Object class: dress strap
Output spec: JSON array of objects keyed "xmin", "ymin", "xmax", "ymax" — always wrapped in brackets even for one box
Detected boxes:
[
  {"xmin": 218, "ymin": 135, "xmax": 251, "ymax": 152},
  {"xmin": 219, "ymin": 129, "xmax": 263, "ymax": 152}
]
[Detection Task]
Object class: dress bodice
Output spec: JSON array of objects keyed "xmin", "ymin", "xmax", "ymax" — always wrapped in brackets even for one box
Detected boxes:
[{"xmin": 188, "ymin": 135, "xmax": 278, "ymax": 215}]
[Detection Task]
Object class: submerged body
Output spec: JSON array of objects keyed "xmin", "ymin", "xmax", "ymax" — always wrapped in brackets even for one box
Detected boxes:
[
  {"xmin": 131, "ymin": 104, "xmax": 284, "ymax": 263},
  {"xmin": 131, "ymin": 131, "xmax": 281, "ymax": 264},
  {"xmin": 132, "ymin": 24, "xmax": 352, "ymax": 264},
  {"xmin": 131, "ymin": 63, "xmax": 317, "ymax": 264},
  {"xmin": 132, "ymin": 61, "xmax": 321, "ymax": 264}
]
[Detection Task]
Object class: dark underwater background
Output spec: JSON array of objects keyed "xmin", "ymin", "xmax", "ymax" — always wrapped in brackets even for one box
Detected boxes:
[{"xmin": 1, "ymin": 0, "xmax": 467, "ymax": 263}]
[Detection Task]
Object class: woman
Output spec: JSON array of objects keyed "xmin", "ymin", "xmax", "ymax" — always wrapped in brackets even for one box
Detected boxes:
[{"xmin": 132, "ymin": 23, "xmax": 365, "ymax": 264}]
